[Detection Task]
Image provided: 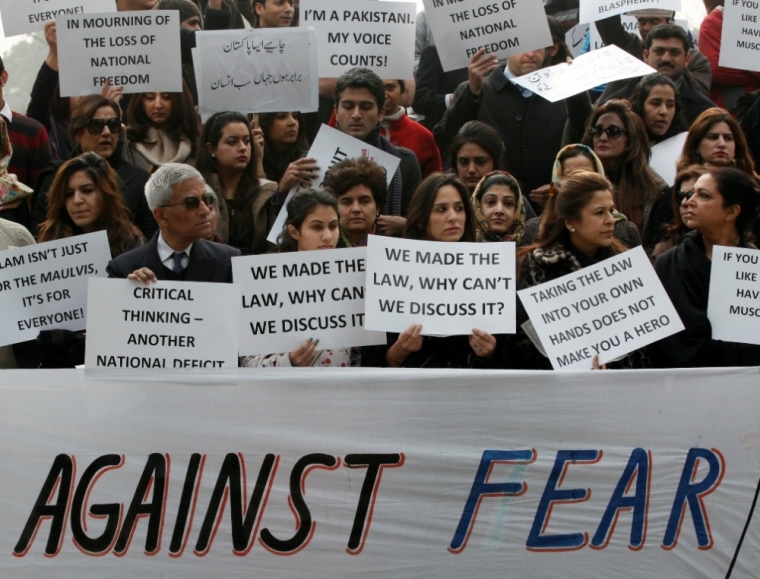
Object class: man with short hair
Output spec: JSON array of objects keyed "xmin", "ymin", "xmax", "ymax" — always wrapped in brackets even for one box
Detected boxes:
[
  {"xmin": 107, "ymin": 164, "xmax": 241, "ymax": 282},
  {"xmin": 0, "ymin": 57, "xmax": 53, "ymax": 229},
  {"xmin": 601, "ymin": 24, "xmax": 715, "ymax": 125},
  {"xmin": 158, "ymin": 0, "xmax": 202, "ymax": 29},
  {"xmin": 334, "ymin": 68, "xmax": 422, "ymax": 236},
  {"xmin": 252, "ymin": 0, "xmax": 294, "ymax": 28}
]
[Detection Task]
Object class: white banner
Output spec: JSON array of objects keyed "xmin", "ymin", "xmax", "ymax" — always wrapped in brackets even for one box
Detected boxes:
[
  {"xmin": 421, "ymin": 0, "xmax": 552, "ymax": 73},
  {"xmin": 195, "ymin": 28, "xmax": 318, "ymax": 116},
  {"xmin": 2, "ymin": 367, "xmax": 760, "ymax": 577},
  {"xmin": 266, "ymin": 124, "xmax": 401, "ymax": 244},
  {"xmin": 0, "ymin": 231, "xmax": 110, "ymax": 347},
  {"xmin": 650, "ymin": 132, "xmax": 688, "ymax": 187},
  {"xmin": 232, "ymin": 247, "xmax": 386, "ymax": 355},
  {"xmin": 365, "ymin": 235, "xmax": 516, "ymax": 335},
  {"xmin": 579, "ymin": 0, "xmax": 681, "ymax": 25},
  {"xmin": 0, "ymin": 0, "xmax": 115, "ymax": 37},
  {"xmin": 56, "ymin": 10, "xmax": 182, "ymax": 97},
  {"xmin": 518, "ymin": 246, "xmax": 683, "ymax": 369},
  {"xmin": 719, "ymin": 0, "xmax": 760, "ymax": 72},
  {"xmin": 84, "ymin": 278, "xmax": 241, "ymax": 370},
  {"xmin": 708, "ymin": 246, "xmax": 760, "ymax": 345},
  {"xmin": 301, "ymin": 0, "xmax": 416, "ymax": 78},
  {"xmin": 512, "ymin": 45, "xmax": 655, "ymax": 102}
]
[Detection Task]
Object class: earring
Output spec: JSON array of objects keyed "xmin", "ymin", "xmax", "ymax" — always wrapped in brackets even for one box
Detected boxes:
[{"xmin": 571, "ymin": 228, "xmax": 576, "ymax": 232}]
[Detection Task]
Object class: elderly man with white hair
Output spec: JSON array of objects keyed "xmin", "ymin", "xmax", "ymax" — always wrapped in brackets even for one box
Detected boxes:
[{"xmin": 106, "ymin": 163, "xmax": 241, "ymax": 282}]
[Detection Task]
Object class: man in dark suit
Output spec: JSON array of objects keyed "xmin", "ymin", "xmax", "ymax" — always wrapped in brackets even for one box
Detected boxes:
[{"xmin": 107, "ymin": 163, "xmax": 241, "ymax": 282}]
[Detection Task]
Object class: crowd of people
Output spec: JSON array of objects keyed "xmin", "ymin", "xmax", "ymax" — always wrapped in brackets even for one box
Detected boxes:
[{"xmin": 0, "ymin": 0, "xmax": 759, "ymax": 370}]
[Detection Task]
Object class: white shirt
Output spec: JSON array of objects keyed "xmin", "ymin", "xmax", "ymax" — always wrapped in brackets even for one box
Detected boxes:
[
  {"xmin": 0, "ymin": 101, "xmax": 12, "ymax": 124},
  {"xmin": 157, "ymin": 233, "xmax": 193, "ymax": 270},
  {"xmin": 503, "ymin": 66, "xmax": 534, "ymax": 99}
]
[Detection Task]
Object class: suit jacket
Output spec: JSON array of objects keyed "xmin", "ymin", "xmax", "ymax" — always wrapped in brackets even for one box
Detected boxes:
[{"xmin": 106, "ymin": 233, "xmax": 241, "ymax": 282}]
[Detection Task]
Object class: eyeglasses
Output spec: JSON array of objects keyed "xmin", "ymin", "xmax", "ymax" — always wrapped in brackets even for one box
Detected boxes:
[
  {"xmin": 85, "ymin": 118, "xmax": 121, "ymax": 135},
  {"xmin": 588, "ymin": 125, "xmax": 627, "ymax": 139},
  {"xmin": 676, "ymin": 188, "xmax": 695, "ymax": 203},
  {"xmin": 160, "ymin": 194, "xmax": 215, "ymax": 210}
]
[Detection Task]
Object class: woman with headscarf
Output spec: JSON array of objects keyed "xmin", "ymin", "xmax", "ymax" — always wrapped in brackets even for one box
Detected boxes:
[{"xmin": 470, "ymin": 171, "xmax": 526, "ymax": 245}]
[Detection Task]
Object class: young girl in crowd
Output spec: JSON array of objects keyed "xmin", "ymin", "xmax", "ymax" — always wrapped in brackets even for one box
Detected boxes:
[
  {"xmin": 513, "ymin": 171, "xmax": 647, "ymax": 369},
  {"xmin": 259, "ymin": 111, "xmax": 320, "ymax": 196},
  {"xmin": 470, "ymin": 171, "xmax": 526, "ymax": 244},
  {"xmin": 380, "ymin": 174, "xmax": 511, "ymax": 369},
  {"xmin": 629, "ymin": 74, "xmax": 687, "ymax": 144},
  {"xmin": 240, "ymin": 190, "xmax": 362, "ymax": 367},
  {"xmin": 196, "ymin": 111, "xmax": 278, "ymax": 255},
  {"xmin": 653, "ymin": 167, "xmax": 760, "ymax": 367}
]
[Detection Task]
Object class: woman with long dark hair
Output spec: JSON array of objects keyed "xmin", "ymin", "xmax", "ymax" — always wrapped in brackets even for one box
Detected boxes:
[
  {"xmin": 259, "ymin": 111, "xmax": 319, "ymax": 194},
  {"xmin": 629, "ymin": 73, "xmax": 687, "ymax": 144},
  {"xmin": 677, "ymin": 107, "xmax": 755, "ymax": 174}
]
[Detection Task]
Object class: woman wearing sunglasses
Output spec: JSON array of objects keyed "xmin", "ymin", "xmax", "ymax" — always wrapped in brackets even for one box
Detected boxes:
[
  {"xmin": 196, "ymin": 111, "xmax": 278, "ymax": 255},
  {"xmin": 31, "ymin": 95, "xmax": 156, "ymax": 239},
  {"xmin": 652, "ymin": 165, "xmax": 705, "ymax": 258},
  {"xmin": 652, "ymin": 167, "xmax": 760, "ymax": 368},
  {"xmin": 581, "ymin": 99, "xmax": 667, "ymax": 256}
]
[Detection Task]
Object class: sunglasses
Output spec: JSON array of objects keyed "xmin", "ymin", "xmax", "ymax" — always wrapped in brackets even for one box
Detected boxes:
[
  {"xmin": 676, "ymin": 188, "xmax": 695, "ymax": 204},
  {"xmin": 85, "ymin": 118, "xmax": 121, "ymax": 135},
  {"xmin": 160, "ymin": 194, "xmax": 216, "ymax": 210},
  {"xmin": 588, "ymin": 125, "xmax": 627, "ymax": 139}
]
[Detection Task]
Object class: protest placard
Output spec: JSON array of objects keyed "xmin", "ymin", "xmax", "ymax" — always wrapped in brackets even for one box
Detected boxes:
[
  {"xmin": 579, "ymin": 0, "xmax": 681, "ymax": 26},
  {"xmin": 707, "ymin": 246, "xmax": 760, "ymax": 345},
  {"xmin": 650, "ymin": 132, "xmax": 687, "ymax": 187},
  {"xmin": 195, "ymin": 28, "xmax": 318, "ymax": 116},
  {"xmin": 0, "ymin": 231, "xmax": 110, "ymax": 348},
  {"xmin": 364, "ymin": 235, "xmax": 516, "ymax": 335},
  {"xmin": 719, "ymin": 0, "xmax": 760, "ymax": 72},
  {"xmin": 84, "ymin": 279, "xmax": 241, "ymax": 369},
  {"xmin": 266, "ymin": 124, "xmax": 401, "ymax": 244},
  {"xmin": 588, "ymin": 16, "xmax": 691, "ymax": 51},
  {"xmin": 517, "ymin": 246, "xmax": 683, "ymax": 370},
  {"xmin": 301, "ymin": 0, "xmax": 416, "ymax": 78},
  {"xmin": 512, "ymin": 44, "xmax": 655, "ymax": 102},
  {"xmin": 0, "ymin": 0, "xmax": 115, "ymax": 37},
  {"xmin": 421, "ymin": 0, "xmax": 552, "ymax": 73},
  {"xmin": 232, "ymin": 247, "xmax": 386, "ymax": 356},
  {"xmin": 56, "ymin": 10, "xmax": 182, "ymax": 97}
]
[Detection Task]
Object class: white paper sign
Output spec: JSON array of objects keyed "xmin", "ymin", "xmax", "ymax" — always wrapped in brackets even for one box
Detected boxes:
[
  {"xmin": 56, "ymin": 10, "xmax": 182, "ymax": 97},
  {"xmin": 84, "ymin": 279, "xmax": 241, "ymax": 369},
  {"xmin": 0, "ymin": 231, "xmax": 110, "ymax": 347},
  {"xmin": 232, "ymin": 247, "xmax": 386, "ymax": 355},
  {"xmin": 195, "ymin": 28, "xmax": 318, "ymax": 116},
  {"xmin": 364, "ymin": 236, "xmax": 516, "ymax": 335},
  {"xmin": 589, "ymin": 16, "xmax": 691, "ymax": 51},
  {"xmin": 579, "ymin": 0, "xmax": 681, "ymax": 25},
  {"xmin": 719, "ymin": 0, "xmax": 760, "ymax": 72},
  {"xmin": 707, "ymin": 246, "xmax": 760, "ymax": 345},
  {"xmin": 512, "ymin": 45, "xmax": 655, "ymax": 102},
  {"xmin": 518, "ymin": 246, "xmax": 683, "ymax": 370},
  {"xmin": 266, "ymin": 124, "xmax": 401, "ymax": 244},
  {"xmin": 421, "ymin": 0, "xmax": 552, "ymax": 73},
  {"xmin": 0, "ymin": 0, "xmax": 115, "ymax": 37},
  {"xmin": 301, "ymin": 0, "xmax": 416, "ymax": 78},
  {"xmin": 650, "ymin": 132, "xmax": 688, "ymax": 187}
]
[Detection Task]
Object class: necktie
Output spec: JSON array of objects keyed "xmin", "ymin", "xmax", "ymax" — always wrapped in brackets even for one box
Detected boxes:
[{"xmin": 171, "ymin": 251, "xmax": 186, "ymax": 274}]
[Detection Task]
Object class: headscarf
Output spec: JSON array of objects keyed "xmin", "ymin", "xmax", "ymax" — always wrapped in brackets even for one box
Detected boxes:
[
  {"xmin": 471, "ymin": 170, "xmax": 526, "ymax": 244},
  {"xmin": 0, "ymin": 118, "xmax": 33, "ymax": 211}
]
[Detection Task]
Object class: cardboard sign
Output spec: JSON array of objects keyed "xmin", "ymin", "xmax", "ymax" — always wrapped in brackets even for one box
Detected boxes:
[
  {"xmin": 650, "ymin": 132, "xmax": 688, "ymax": 187},
  {"xmin": 195, "ymin": 28, "xmax": 318, "ymax": 116},
  {"xmin": 84, "ymin": 279, "xmax": 241, "ymax": 369},
  {"xmin": 719, "ymin": 0, "xmax": 760, "ymax": 73},
  {"xmin": 517, "ymin": 246, "xmax": 683, "ymax": 370},
  {"xmin": 0, "ymin": 0, "xmax": 115, "ymax": 37},
  {"xmin": 364, "ymin": 235, "xmax": 516, "ymax": 335},
  {"xmin": 707, "ymin": 246, "xmax": 760, "ymax": 345},
  {"xmin": 0, "ymin": 231, "xmax": 110, "ymax": 347},
  {"xmin": 232, "ymin": 247, "xmax": 386, "ymax": 355},
  {"xmin": 421, "ymin": 0, "xmax": 552, "ymax": 72},
  {"xmin": 512, "ymin": 45, "xmax": 655, "ymax": 102},
  {"xmin": 56, "ymin": 10, "xmax": 182, "ymax": 97},
  {"xmin": 579, "ymin": 0, "xmax": 681, "ymax": 25},
  {"xmin": 301, "ymin": 0, "xmax": 416, "ymax": 78},
  {"xmin": 266, "ymin": 124, "xmax": 401, "ymax": 244}
]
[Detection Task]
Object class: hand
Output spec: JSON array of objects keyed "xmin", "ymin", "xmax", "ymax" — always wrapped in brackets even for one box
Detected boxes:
[
  {"xmin": 278, "ymin": 157, "xmax": 320, "ymax": 193},
  {"xmin": 127, "ymin": 268, "xmax": 157, "ymax": 284},
  {"xmin": 469, "ymin": 328, "xmax": 496, "ymax": 358},
  {"xmin": 387, "ymin": 324, "xmax": 423, "ymax": 366},
  {"xmin": 467, "ymin": 48, "xmax": 499, "ymax": 96},
  {"xmin": 101, "ymin": 79, "xmax": 124, "ymax": 104},
  {"xmin": 592, "ymin": 354, "xmax": 608, "ymax": 370},
  {"xmin": 44, "ymin": 22, "xmax": 59, "ymax": 70},
  {"xmin": 288, "ymin": 338, "xmax": 319, "ymax": 367},
  {"xmin": 529, "ymin": 184, "xmax": 551, "ymax": 208},
  {"xmin": 252, "ymin": 127, "xmax": 265, "ymax": 158},
  {"xmin": 376, "ymin": 215, "xmax": 406, "ymax": 236}
]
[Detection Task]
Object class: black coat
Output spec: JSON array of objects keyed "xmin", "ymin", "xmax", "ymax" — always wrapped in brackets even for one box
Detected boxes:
[{"xmin": 413, "ymin": 45, "xmax": 469, "ymax": 134}]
